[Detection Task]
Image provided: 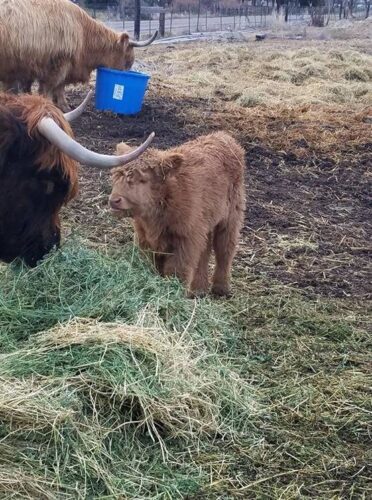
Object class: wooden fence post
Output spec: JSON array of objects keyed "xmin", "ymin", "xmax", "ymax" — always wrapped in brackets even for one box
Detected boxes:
[
  {"xmin": 134, "ymin": 0, "xmax": 141, "ymax": 40},
  {"xmin": 120, "ymin": 0, "xmax": 125, "ymax": 30},
  {"xmin": 159, "ymin": 11, "xmax": 165, "ymax": 37}
]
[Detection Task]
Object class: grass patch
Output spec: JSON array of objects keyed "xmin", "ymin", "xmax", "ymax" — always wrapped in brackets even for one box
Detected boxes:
[{"xmin": 0, "ymin": 241, "xmax": 370, "ymax": 497}]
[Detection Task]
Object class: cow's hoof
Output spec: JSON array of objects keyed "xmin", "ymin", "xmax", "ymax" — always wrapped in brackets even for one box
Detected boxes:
[
  {"xmin": 60, "ymin": 104, "xmax": 71, "ymax": 113},
  {"xmin": 55, "ymin": 101, "xmax": 71, "ymax": 113}
]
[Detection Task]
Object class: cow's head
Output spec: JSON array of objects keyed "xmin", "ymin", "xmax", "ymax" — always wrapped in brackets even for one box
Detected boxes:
[
  {"xmin": 0, "ymin": 92, "xmax": 154, "ymax": 266},
  {"xmin": 109, "ymin": 142, "xmax": 183, "ymax": 218},
  {"xmin": 111, "ymin": 31, "xmax": 158, "ymax": 71}
]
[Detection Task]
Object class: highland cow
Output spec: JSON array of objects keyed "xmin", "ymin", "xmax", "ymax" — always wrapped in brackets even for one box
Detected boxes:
[
  {"xmin": 0, "ymin": 91, "xmax": 154, "ymax": 266},
  {"xmin": 0, "ymin": 0, "xmax": 157, "ymax": 111},
  {"xmin": 109, "ymin": 132, "xmax": 246, "ymax": 297}
]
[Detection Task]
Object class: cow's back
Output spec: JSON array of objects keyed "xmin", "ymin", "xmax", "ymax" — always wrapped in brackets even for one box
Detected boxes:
[{"xmin": 0, "ymin": 0, "xmax": 84, "ymax": 80}]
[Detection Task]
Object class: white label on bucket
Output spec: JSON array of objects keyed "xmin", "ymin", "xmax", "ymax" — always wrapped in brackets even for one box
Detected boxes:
[{"xmin": 113, "ymin": 84, "xmax": 124, "ymax": 101}]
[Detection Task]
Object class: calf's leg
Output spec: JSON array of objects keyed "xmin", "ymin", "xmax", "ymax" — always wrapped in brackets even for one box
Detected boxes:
[
  {"xmin": 189, "ymin": 235, "xmax": 212, "ymax": 297},
  {"xmin": 134, "ymin": 221, "xmax": 166, "ymax": 274},
  {"xmin": 212, "ymin": 219, "xmax": 241, "ymax": 297},
  {"xmin": 162, "ymin": 238, "xmax": 200, "ymax": 297}
]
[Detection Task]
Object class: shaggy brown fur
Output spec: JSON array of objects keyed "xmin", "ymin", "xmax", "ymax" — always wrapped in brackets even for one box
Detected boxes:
[
  {"xmin": 109, "ymin": 132, "xmax": 246, "ymax": 297},
  {"xmin": 0, "ymin": 0, "xmax": 138, "ymax": 110},
  {"xmin": 0, "ymin": 92, "xmax": 78, "ymax": 266}
]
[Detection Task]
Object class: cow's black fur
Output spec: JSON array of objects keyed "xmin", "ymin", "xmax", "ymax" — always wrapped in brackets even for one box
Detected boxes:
[{"xmin": 0, "ymin": 103, "xmax": 71, "ymax": 266}]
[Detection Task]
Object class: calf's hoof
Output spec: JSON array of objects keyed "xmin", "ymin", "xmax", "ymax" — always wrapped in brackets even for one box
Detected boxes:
[
  {"xmin": 187, "ymin": 289, "xmax": 208, "ymax": 299},
  {"xmin": 211, "ymin": 284, "xmax": 232, "ymax": 298}
]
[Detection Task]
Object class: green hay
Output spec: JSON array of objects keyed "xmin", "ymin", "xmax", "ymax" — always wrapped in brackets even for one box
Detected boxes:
[
  {"xmin": 0, "ymin": 242, "xmax": 259, "ymax": 498},
  {"xmin": 0, "ymin": 241, "xmax": 370, "ymax": 498}
]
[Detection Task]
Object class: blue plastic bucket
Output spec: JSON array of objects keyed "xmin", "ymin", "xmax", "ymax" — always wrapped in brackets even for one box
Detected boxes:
[{"xmin": 95, "ymin": 67, "xmax": 150, "ymax": 115}]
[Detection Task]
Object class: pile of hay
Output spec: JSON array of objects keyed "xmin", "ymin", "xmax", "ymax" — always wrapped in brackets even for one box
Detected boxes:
[
  {"xmin": 0, "ymin": 241, "xmax": 370, "ymax": 497},
  {"xmin": 0, "ymin": 243, "xmax": 259, "ymax": 498},
  {"xmin": 146, "ymin": 43, "xmax": 372, "ymax": 107}
]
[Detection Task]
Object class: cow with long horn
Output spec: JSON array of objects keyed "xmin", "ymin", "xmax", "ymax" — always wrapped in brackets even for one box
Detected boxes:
[
  {"xmin": 0, "ymin": 0, "xmax": 158, "ymax": 111},
  {"xmin": 0, "ymin": 91, "xmax": 154, "ymax": 266}
]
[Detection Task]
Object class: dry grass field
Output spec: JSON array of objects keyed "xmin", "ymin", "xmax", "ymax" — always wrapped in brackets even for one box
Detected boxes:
[{"xmin": 0, "ymin": 31, "xmax": 371, "ymax": 498}]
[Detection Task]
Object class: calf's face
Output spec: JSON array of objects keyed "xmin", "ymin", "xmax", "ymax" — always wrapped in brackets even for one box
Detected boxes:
[
  {"xmin": 109, "ymin": 143, "xmax": 183, "ymax": 217},
  {"xmin": 110, "ymin": 167, "xmax": 154, "ymax": 216}
]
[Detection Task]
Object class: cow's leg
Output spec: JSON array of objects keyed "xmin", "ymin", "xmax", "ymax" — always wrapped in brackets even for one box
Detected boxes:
[
  {"xmin": 38, "ymin": 81, "xmax": 54, "ymax": 101},
  {"xmin": 2, "ymin": 81, "xmax": 20, "ymax": 93},
  {"xmin": 21, "ymin": 79, "xmax": 33, "ymax": 94},
  {"xmin": 39, "ymin": 66, "xmax": 70, "ymax": 111},
  {"xmin": 53, "ymin": 85, "xmax": 70, "ymax": 113},
  {"xmin": 211, "ymin": 219, "xmax": 240, "ymax": 298},
  {"xmin": 189, "ymin": 234, "xmax": 212, "ymax": 297},
  {"xmin": 39, "ymin": 82, "xmax": 69, "ymax": 112}
]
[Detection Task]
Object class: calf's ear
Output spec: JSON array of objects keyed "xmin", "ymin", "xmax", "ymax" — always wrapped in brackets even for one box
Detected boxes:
[
  {"xmin": 161, "ymin": 152, "xmax": 184, "ymax": 174},
  {"xmin": 116, "ymin": 142, "xmax": 133, "ymax": 155}
]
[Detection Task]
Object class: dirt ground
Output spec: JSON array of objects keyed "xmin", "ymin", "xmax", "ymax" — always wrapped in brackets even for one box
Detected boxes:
[{"xmin": 64, "ymin": 39, "xmax": 371, "ymax": 302}]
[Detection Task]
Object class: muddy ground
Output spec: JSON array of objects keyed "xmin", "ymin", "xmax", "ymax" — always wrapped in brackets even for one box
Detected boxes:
[{"xmin": 65, "ymin": 84, "xmax": 371, "ymax": 301}]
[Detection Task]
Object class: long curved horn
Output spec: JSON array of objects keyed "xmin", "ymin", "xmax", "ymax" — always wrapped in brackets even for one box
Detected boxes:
[
  {"xmin": 63, "ymin": 90, "xmax": 93, "ymax": 122},
  {"xmin": 129, "ymin": 31, "xmax": 158, "ymax": 48},
  {"xmin": 37, "ymin": 118, "xmax": 154, "ymax": 168}
]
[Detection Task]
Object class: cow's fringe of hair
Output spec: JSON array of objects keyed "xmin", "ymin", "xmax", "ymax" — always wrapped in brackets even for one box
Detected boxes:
[{"xmin": 5, "ymin": 93, "xmax": 78, "ymax": 201}]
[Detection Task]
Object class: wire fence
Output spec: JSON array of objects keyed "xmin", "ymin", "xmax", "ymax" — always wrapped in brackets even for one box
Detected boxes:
[
  {"xmin": 83, "ymin": 2, "xmax": 369, "ymax": 38},
  {"xmin": 108, "ymin": 8, "xmax": 273, "ymax": 37}
]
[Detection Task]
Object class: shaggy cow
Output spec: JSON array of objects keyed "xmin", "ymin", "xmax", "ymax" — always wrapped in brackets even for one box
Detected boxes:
[
  {"xmin": 109, "ymin": 132, "xmax": 246, "ymax": 297},
  {"xmin": 0, "ymin": 0, "xmax": 157, "ymax": 111},
  {"xmin": 0, "ymin": 92, "xmax": 154, "ymax": 266}
]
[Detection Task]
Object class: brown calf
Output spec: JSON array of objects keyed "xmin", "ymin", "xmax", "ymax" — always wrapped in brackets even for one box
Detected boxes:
[{"xmin": 109, "ymin": 132, "xmax": 246, "ymax": 297}]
